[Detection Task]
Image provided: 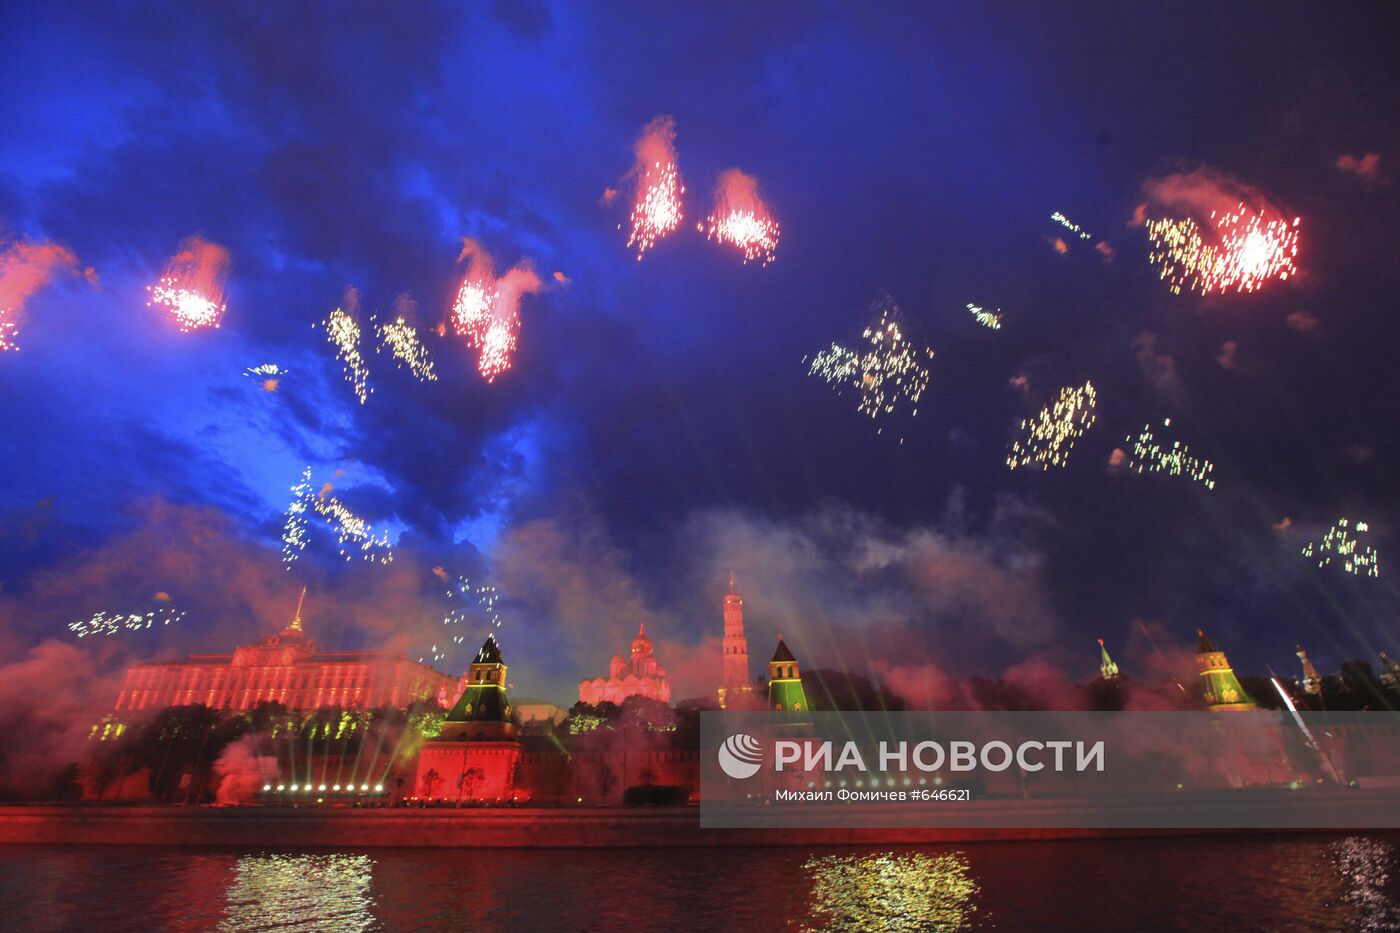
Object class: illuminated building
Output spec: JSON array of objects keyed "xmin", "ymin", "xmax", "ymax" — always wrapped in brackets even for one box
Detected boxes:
[
  {"xmin": 112, "ymin": 591, "xmax": 454, "ymax": 713},
  {"xmin": 417, "ymin": 635, "xmax": 520, "ymax": 802},
  {"xmin": 767, "ymin": 636, "xmax": 808, "ymax": 713},
  {"xmin": 579, "ymin": 622, "xmax": 672, "ymax": 705},
  {"xmin": 1196, "ymin": 628, "xmax": 1255, "ymax": 711},
  {"xmin": 1098, "ymin": 638, "xmax": 1120, "ymax": 680},
  {"xmin": 1297, "ymin": 645, "xmax": 1323, "ymax": 696},
  {"xmin": 718, "ymin": 572, "xmax": 755, "ymax": 709},
  {"xmin": 1379, "ymin": 652, "xmax": 1400, "ymax": 689}
]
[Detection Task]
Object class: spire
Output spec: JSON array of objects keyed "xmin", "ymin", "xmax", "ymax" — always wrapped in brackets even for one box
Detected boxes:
[
  {"xmin": 638, "ymin": 621, "xmax": 647, "ymax": 638},
  {"xmin": 1098, "ymin": 638, "xmax": 1120, "ymax": 680},
  {"xmin": 289, "ymin": 586, "xmax": 307, "ymax": 632},
  {"xmin": 729, "ymin": 569, "xmax": 735, "ymax": 594},
  {"xmin": 1297, "ymin": 645, "xmax": 1322, "ymax": 696}
]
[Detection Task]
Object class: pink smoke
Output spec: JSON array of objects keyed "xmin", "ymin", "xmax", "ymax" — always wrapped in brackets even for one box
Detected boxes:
[
  {"xmin": 0, "ymin": 240, "xmax": 88, "ymax": 350},
  {"xmin": 213, "ymin": 735, "xmax": 279, "ymax": 805},
  {"xmin": 149, "ymin": 235, "xmax": 231, "ymax": 330}
]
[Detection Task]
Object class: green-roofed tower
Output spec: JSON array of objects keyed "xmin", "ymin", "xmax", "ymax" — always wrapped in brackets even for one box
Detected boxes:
[
  {"xmin": 1196, "ymin": 628, "xmax": 1255, "ymax": 711},
  {"xmin": 1098, "ymin": 638, "xmax": 1120, "ymax": 680},
  {"xmin": 442, "ymin": 634, "xmax": 515, "ymax": 740},
  {"xmin": 767, "ymin": 636, "xmax": 808, "ymax": 714}
]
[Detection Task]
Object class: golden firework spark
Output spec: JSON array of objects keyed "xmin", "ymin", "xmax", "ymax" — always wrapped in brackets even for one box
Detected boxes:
[
  {"xmin": 966, "ymin": 303, "xmax": 1003, "ymax": 330},
  {"xmin": 1303, "ymin": 518, "xmax": 1379, "ymax": 578},
  {"xmin": 318, "ymin": 307, "xmax": 372, "ymax": 403},
  {"xmin": 1006, "ymin": 380, "xmax": 1097, "ymax": 470},
  {"xmin": 374, "ymin": 314, "xmax": 437, "ymax": 382},
  {"xmin": 809, "ymin": 299, "xmax": 934, "ymax": 440},
  {"xmin": 1123, "ymin": 418, "xmax": 1216, "ymax": 489},
  {"xmin": 700, "ymin": 169, "xmax": 779, "ymax": 265}
]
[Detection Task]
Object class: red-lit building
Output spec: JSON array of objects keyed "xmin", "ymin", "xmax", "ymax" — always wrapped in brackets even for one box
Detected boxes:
[{"xmin": 112, "ymin": 594, "xmax": 456, "ymax": 714}]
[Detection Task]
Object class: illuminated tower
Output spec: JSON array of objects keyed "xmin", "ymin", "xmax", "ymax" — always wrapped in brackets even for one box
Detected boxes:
[
  {"xmin": 719, "ymin": 572, "xmax": 754, "ymax": 709},
  {"xmin": 1098, "ymin": 638, "xmax": 1120, "ymax": 680},
  {"xmin": 1296, "ymin": 645, "xmax": 1323, "ymax": 696},
  {"xmin": 442, "ymin": 634, "xmax": 515, "ymax": 740},
  {"xmin": 767, "ymin": 636, "xmax": 808, "ymax": 713},
  {"xmin": 1195, "ymin": 628, "xmax": 1255, "ymax": 711},
  {"xmin": 1379, "ymin": 652, "xmax": 1400, "ymax": 689}
]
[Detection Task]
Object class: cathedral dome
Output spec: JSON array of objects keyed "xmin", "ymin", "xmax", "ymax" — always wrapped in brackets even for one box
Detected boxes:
[{"xmin": 630, "ymin": 622, "xmax": 653, "ymax": 656}]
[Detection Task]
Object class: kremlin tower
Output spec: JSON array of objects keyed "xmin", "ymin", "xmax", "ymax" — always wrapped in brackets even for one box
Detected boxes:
[
  {"xmin": 418, "ymin": 634, "xmax": 521, "ymax": 803},
  {"xmin": 1098, "ymin": 638, "xmax": 1120, "ymax": 680},
  {"xmin": 1195, "ymin": 628, "xmax": 1256, "ymax": 711},
  {"xmin": 442, "ymin": 634, "xmax": 515, "ymax": 740},
  {"xmin": 767, "ymin": 636, "xmax": 809, "ymax": 713},
  {"xmin": 1296, "ymin": 645, "xmax": 1323, "ymax": 696},
  {"xmin": 719, "ymin": 573, "xmax": 754, "ymax": 709}
]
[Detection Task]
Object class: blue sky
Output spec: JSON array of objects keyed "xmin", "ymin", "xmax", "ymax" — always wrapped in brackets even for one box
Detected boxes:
[{"xmin": 1, "ymin": 1, "xmax": 1398, "ymax": 704}]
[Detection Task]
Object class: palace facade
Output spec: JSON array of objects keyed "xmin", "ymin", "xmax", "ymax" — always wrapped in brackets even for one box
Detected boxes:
[{"xmin": 112, "ymin": 593, "xmax": 456, "ymax": 713}]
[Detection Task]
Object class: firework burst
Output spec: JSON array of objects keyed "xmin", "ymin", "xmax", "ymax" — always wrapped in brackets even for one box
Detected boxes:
[
  {"xmin": 1006, "ymin": 380, "xmax": 1097, "ymax": 470},
  {"xmin": 146, "ymin": 236, "xmax": 230, "ymax": 330},
  {"xmin": 280, "ymin": 467, "xmax": 394, "ymax": 566},
  {"xmin": 449, "ymin": 240, "xmax": 539, "ymax": 382},
  {"xmin": 423, "ymin": 574, "xmax": 503, "ymax": 663},
  {"xmin": 1147, "ymin": 204, "xmax": 1299, "ymax": 295},
  {"xmin": 808, "ymin": 299, "xmax": 934, "ymax": 440},
  {"xmin": 318, "ymin": 298, "xmax": 372, "ymax": 403},
  {"xmin": 1303, "ymin": 518, "xmax": 1380, "ymax": 577},
  {"xmin": 374, "ymin": 314, "xmax": 437, "ymax": 382},
  {"xmin": 624, "ymin": 116, "xmax": 684, "ymax": 259},
  {"xmin": 967, "ymin": 303, "xmax": 1003, "ymax": 330},
  {"xmin": 1122, "ymin": 418, "xmax": 1216, "ymax": 489},
  {"xmin": 700, "ymin": 169, "xmax": 779, "ymax": 265},
  {"xmin": 1051, "ymin": 212, "xmax": 1093, "ymax": 241},
  {"xmin": 0, "ymin": 312, "xmax": 16, "ymax": 352},
  {"xmin": 70, "ymin": 607, "xmax": 186, "ymax": 638}
]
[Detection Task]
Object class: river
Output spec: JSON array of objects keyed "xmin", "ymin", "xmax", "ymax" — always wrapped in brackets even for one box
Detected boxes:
[{"xmin": 2, "ymin": 835, "xmax": 1398, "ymax": 931}]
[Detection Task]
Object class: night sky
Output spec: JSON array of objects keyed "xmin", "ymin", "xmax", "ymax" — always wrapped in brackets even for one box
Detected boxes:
[{"xmin": 2, "ymin": 2, "xmax": 1398, "ymax": 706}]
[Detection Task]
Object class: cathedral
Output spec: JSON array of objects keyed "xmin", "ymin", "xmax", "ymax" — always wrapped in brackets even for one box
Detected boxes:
[{"xmin": 578, "ymin": 622, "xmax": 672, "ymax": 705}]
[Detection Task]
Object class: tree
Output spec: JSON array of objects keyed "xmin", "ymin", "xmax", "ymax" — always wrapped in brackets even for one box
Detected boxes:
[
  {"xmin": 420, "ymin": 768, "xmax": 443, "ymax": 799},
  {"xmin": 456, "ymin": 766, "xmax": 485, "ymax": 804}
]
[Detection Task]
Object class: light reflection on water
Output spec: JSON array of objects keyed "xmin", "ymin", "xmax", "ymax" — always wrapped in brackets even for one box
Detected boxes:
[
  {"xmin": 801, "ymin": 851, "xmax": 978, "ymax": 931},
  {"xmin": 1332, "ymin": 836, "xmax": 1400, "ymax": 933},
  {"xmin": 3, "ymin": 834, "xmax": 1400, "ymax": 931},
  {"xmin": 220, "ymin": 853, "xmax": 376, "ymax": 932}
]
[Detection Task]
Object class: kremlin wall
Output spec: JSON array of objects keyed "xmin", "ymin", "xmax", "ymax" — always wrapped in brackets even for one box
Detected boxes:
[{"xmin": 67, "ymin": 576, "xmax": 1400, "ymax": 812}]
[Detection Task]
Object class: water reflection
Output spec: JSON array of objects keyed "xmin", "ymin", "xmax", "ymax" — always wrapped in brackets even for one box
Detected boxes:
[
  {"xmin": 1333, "ymin": 836, "xmax": 1400, "ymax": 933},
  {"xmin": 220, "ymin": 853, "xmax": 377, "ymax": 932},
  {"xmin": 800, "ymin": 850, "xmax": 978, "ymax": 931}
]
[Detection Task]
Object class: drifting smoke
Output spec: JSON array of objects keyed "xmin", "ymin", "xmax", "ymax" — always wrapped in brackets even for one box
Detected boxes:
[
  {"xmin": 623, "ymin": 115, "xmax": 685, "ymax": 259},
  {"xmin": 0, "ymin": 239, "xmax": 89, "ymax": 351},
  {"xmin": 450, "ymin": 239, "xmax": 540, "ymax": 382},
  {"xmin": 213, "ymin": 735, "xmax": 280, "ymax": 805},
  {"xmin": 0, "ymin": 639, "xmax": 123, "ymax": 799},
  {"xmin": 147, "ymin": 235, "xmax": 231, "ymax": 331},
  {"xmin": 700, "ymin": 169, "xmax": 780, "ymax": 265}
]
